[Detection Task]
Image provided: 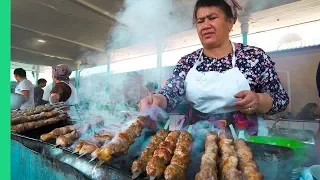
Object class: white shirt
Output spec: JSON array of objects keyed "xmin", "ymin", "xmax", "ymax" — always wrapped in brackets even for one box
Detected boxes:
[{"xmin": 15, "ymin": 79, "xmax": 34, "ymax": 109}]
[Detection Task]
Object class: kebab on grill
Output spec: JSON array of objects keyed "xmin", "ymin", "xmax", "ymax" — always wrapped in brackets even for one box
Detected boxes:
[
  {"xmin": 234, "ymin": 139, "xmax": 264, "ymax": 180},
  {"xmin": 55, "ymin": 124, "xmax": 93, "ymax": 147},
  {"xmin": 11, "ymin": 105, "xmax": 54, "ymax": 118},
  {"xmin": 74, "ymin": 140, "xmax": 85, "ymax": 154},
  {"xmin": 96, "ymin": 116, "xmax": 149, "ymax": 164},
  {"xmin": 56, "ymin": 130, "xmax": 79, "ymax": 147},
  {"xmin": 146, "ymin": 130, "xmax": 180, "ymax": 179},
  {"xmin": 94, "ymin": 130, "xmax": 114, "ymax": 141},
  {"xmin": 40, "ymin": 125, "xmax": 75, "ymax": 141},
  {"xmin": 75, "ymin": 129, "xmax": 115, "ymax": 157},
  {"xmin": 131, "ymin": 129, "xmax": 169, "ymax": 179},
  {"xmin": 195, "ymin": 132, "xmax": 219, "ymax": 180},
  {"xmin": 73, "ymin": 139, "xmax": 98, "ymax": 155},
  {"xmin": 218, "ymin": 132, "xmax": 241, "ymax": 180},
  {"xmin": 11, "ymin": 111, "xmax": 61, "ymax": 125},
  {"xmin": 11, "ymin": 114, "xmax": 68, "ymax": 133},
  {"xmin": 164, "ymin": 131, "xmax": 193, "ymax": 180},
  {"xmin": 11, "ymin": 103, "xmax": 67, "ymax": 118},
  {"xmin": 41, "ymin": 118, "xmax": 104, "ymax": 142}
]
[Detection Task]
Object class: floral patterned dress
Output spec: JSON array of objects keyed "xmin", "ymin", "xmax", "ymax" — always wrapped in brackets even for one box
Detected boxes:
[{"xmin": 159, "ymin": 43, "xmax": 289, "ymax": 116}]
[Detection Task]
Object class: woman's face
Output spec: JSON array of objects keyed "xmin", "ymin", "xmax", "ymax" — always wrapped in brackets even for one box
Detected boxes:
[
  {"xmin": 312, "ymin": 106, "xmax": 318, "ymax": 113},
  {"xmin": 196, "ymin": 6, "xmax": 234, "ymax": 48},
  {"xmin": 52, "ymin": 75, "xmax": 58, "ymax": 83}
]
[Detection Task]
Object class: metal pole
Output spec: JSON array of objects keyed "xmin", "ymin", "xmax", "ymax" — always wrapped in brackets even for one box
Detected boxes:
[
  {"xmin": 35, "ymin": 73, "xmax": 39, "ymax": 82},
  {"xmin": 156, "ymin": 43, "xmax": 162, "ymax": 89},
  {"xmin": 106, "ymin": 53, "xmax": 111, "ymax": 93},
  {"xmin": 35, "ymin": 65, "xmax": 40, "ymax": 84},
  {"xmin": 239, "ymin": 15, "xmax": 250, "ymax": 45},
  {"xmin": 156, "ymin": 40, "xmax": 166, "ymax": 90},
  {"xmin": 75, "ymin": 61, "xmax": 81, "ymax": 90},
  {"xmin": 242, "ymin": 32, "xmax": 248, "ymax": 45}
]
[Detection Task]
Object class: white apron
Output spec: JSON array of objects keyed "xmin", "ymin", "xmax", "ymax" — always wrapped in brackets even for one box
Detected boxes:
[
  {"xmin": 60, "ymin": 81, "xmax": 81, "ymax": 121},
  {"xmin": 185, "ymin": 42, "xmax": 268, "ymax": 136},
  {"xmin": 61, "ymin": 81, "xmax": 79, "ymax": 106}
]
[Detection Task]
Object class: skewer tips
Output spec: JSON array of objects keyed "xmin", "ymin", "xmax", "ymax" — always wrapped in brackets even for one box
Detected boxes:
[
  {"xmin": 89, "ymin": 157, "xmax": 97, "ymax": 163},
  {"xmin": 77, "ymin": 154, "xmax": 86, "ymax": 159},
  {"xmin": 131, "ymin": 172, "xmax": 141, "ymax": 179},
  {"xmin": 164, "ymin": 119, "xmax": 170, "ymax": 130},
  {"xmin": 95, "ymin": 160, "xmax": 105, "ymax": 168},
  {"xmin": 229, "ymin": 124, "xmax": 238, "ymax": 140},
  {"xmin": 187, "ymin": 125, "xmax": 193, "ymax": 134}
]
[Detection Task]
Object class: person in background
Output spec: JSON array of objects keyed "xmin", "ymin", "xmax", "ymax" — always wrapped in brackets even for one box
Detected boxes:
[
  {"xmin": 13, "ymin": 68, "xmax": 34, "ymax": 109},
  {"xmin": 146, "ymin": 82, "xmax": 159, "ymax": 96},
  {"xmin": 295, "ymin": 103, "xmax": 319, "ymax": 120},
  {"xmin": 139, "ymin": 0, "xmax": 289, "ymax": 136},
  {"xmin": 50, "ymin": 64, "xmax": 79, "ymax": 105},
  {"xmin": 34, "ymin": 78, "xmax": 48, "ymax": 106}
]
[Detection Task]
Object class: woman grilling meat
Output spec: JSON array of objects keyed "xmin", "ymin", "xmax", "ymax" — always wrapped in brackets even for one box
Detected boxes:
[
  {"xmin": 50, "ymin": 64, "xmax": 79, "ymax": 105},
  {"xmin": 139, "ymin": 0, "xmax": 289, "ymax": 136}
]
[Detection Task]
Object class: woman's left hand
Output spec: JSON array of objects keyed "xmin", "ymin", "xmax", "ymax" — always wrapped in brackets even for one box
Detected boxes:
[{"xmin": 233, "ymin": 90, "xmax": 260, "ymax": 114}]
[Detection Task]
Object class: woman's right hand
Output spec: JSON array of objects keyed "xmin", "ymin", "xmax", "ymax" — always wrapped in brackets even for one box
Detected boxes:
[{"xmin": 138, "ymin": 94, "xmax": 167, "ymax": 112}]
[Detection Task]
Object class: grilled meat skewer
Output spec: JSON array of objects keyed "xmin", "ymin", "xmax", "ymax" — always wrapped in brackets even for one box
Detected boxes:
[
  {"xmin": 234, "ymin": 139, "xmax": 264, "ymax": 180},
  {"xmin": 40, "ymin": 125, "xmax": 75, "ymax": 141},
  {"xmin": 195, "ymin": 132, "xmax": 219, "ymax": 180},
  {"xmin": 131, "ymin": 129, "xmax": 169, "ymax": 179},
  {"xmin": 56, "ymin": 130, "xmax": 79, "ymax": 147},
  {"xmin": 11, "ymin": 111, "xmax": 60, "ymax": 125},
  {"xmin": 164, "ymin": 131, "xmax": 193, "ymax": 180},
  {"xmin": 11, "ymin": 114, "xmax": 68, "ymax": 133},
  {"xmin": 97, "ymin": 116, "xmax": 149, "ymax": 165},
  {"xmin": 146, "ymin": 130, "xmax": 180, "ymax": 179},
  {"xmin": 218, "ymin": 132, "xmax": 241, "ymax": 180}
]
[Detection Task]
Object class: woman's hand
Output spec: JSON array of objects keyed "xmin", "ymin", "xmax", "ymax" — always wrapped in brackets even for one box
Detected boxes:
[
  {"xmin": 233, "ymin": 90, "xmax": 273, "ymax": 114},
  {"xmin": 138, "ymin": 94, "xmax": 167, "ymax": 112},
  {"xmin": 233, "ymin": 90, "xmax": 259, "ymax": 114},
  {"xmin": 49, "ymin": 93, "xmax": 60, "ymax": 104}
]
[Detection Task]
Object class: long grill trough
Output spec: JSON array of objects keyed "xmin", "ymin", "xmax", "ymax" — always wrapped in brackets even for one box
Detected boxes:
[{"xmin": 11, "ymin": 105, "xmax": 295, "ymax": 180}]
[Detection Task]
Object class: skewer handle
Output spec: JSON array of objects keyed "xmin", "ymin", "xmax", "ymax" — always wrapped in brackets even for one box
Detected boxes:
[
  {"xmin": 164, "ymin": 119, "xmax": 170, "ymax": 130},
  {"xmin": 89, "ymin": 157, "xmax": 96, "ymax": 163},
  {"xmin": 95, "ymin": 160, "xmax": 105, "ymax": 168},
  {"xmin": 187, "ymin": 125, "xmax": 193, "ymax": 134},
  {"xmin": 211, "ymin": 123, "xmax": 215, "ymax": 132},
  {"xmin": 77, "ymin": 154, "xmax": 86, "ymax": 159},
  {"xmin": 131, "ymin": 172, "xmax": 141, "ymax": 179},
  {"xmin": 229, "ymin": 124, "xmax": 238, "ymax": 140}
]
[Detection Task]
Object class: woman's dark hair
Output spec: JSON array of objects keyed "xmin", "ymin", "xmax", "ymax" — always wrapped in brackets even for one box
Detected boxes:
[
  {"xmin": 295, "ymin": 103, "xmax": 318, "ymax": 120},
  {"xmin": 301, "ymin": 103, "xmax": 318, "ymax": 113},
  {"xmin": 193, "ymin": 0, "xmax": 234, "ymax": 24},
  {"xmin": 13, "ymin": 68, "xmax": 26, "ymax": 78},
  {"xmin": 55, "ymin": 76, "xmax": 70, "ymax": 82}
]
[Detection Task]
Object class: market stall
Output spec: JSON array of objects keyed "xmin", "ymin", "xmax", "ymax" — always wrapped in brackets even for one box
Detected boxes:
[{"xmin": 10, "ymin": 0, "xmax": 320, "ymax": 179}]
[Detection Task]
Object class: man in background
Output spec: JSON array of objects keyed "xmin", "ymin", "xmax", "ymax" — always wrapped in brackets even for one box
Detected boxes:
[
  {"xmin": 34, "ymin": 78, "xmax": 48, "ymax": 106},
  {"xmin": 13, "ymin": 68, "xmax": 34, "ymax": 109}
]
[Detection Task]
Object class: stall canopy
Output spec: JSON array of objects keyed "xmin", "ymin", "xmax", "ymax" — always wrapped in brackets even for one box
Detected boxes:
[{"xmin": 12, "ymin": 0, "xmax": 320, "ymax": 70}]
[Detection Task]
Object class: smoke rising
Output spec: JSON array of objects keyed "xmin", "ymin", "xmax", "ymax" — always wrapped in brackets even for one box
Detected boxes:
[
  {"xmin": 107, "ymin": 0, "xmax": 191, "ymax": 50},
  {"xmin": 76, "ymin": 0, "xmax": 192, "ymax": 125}
]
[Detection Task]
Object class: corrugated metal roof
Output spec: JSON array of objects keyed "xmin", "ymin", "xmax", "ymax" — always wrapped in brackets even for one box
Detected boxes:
[{"xmin": 269, "ymin": 38, "xmax": 320, "ymax": 52}]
